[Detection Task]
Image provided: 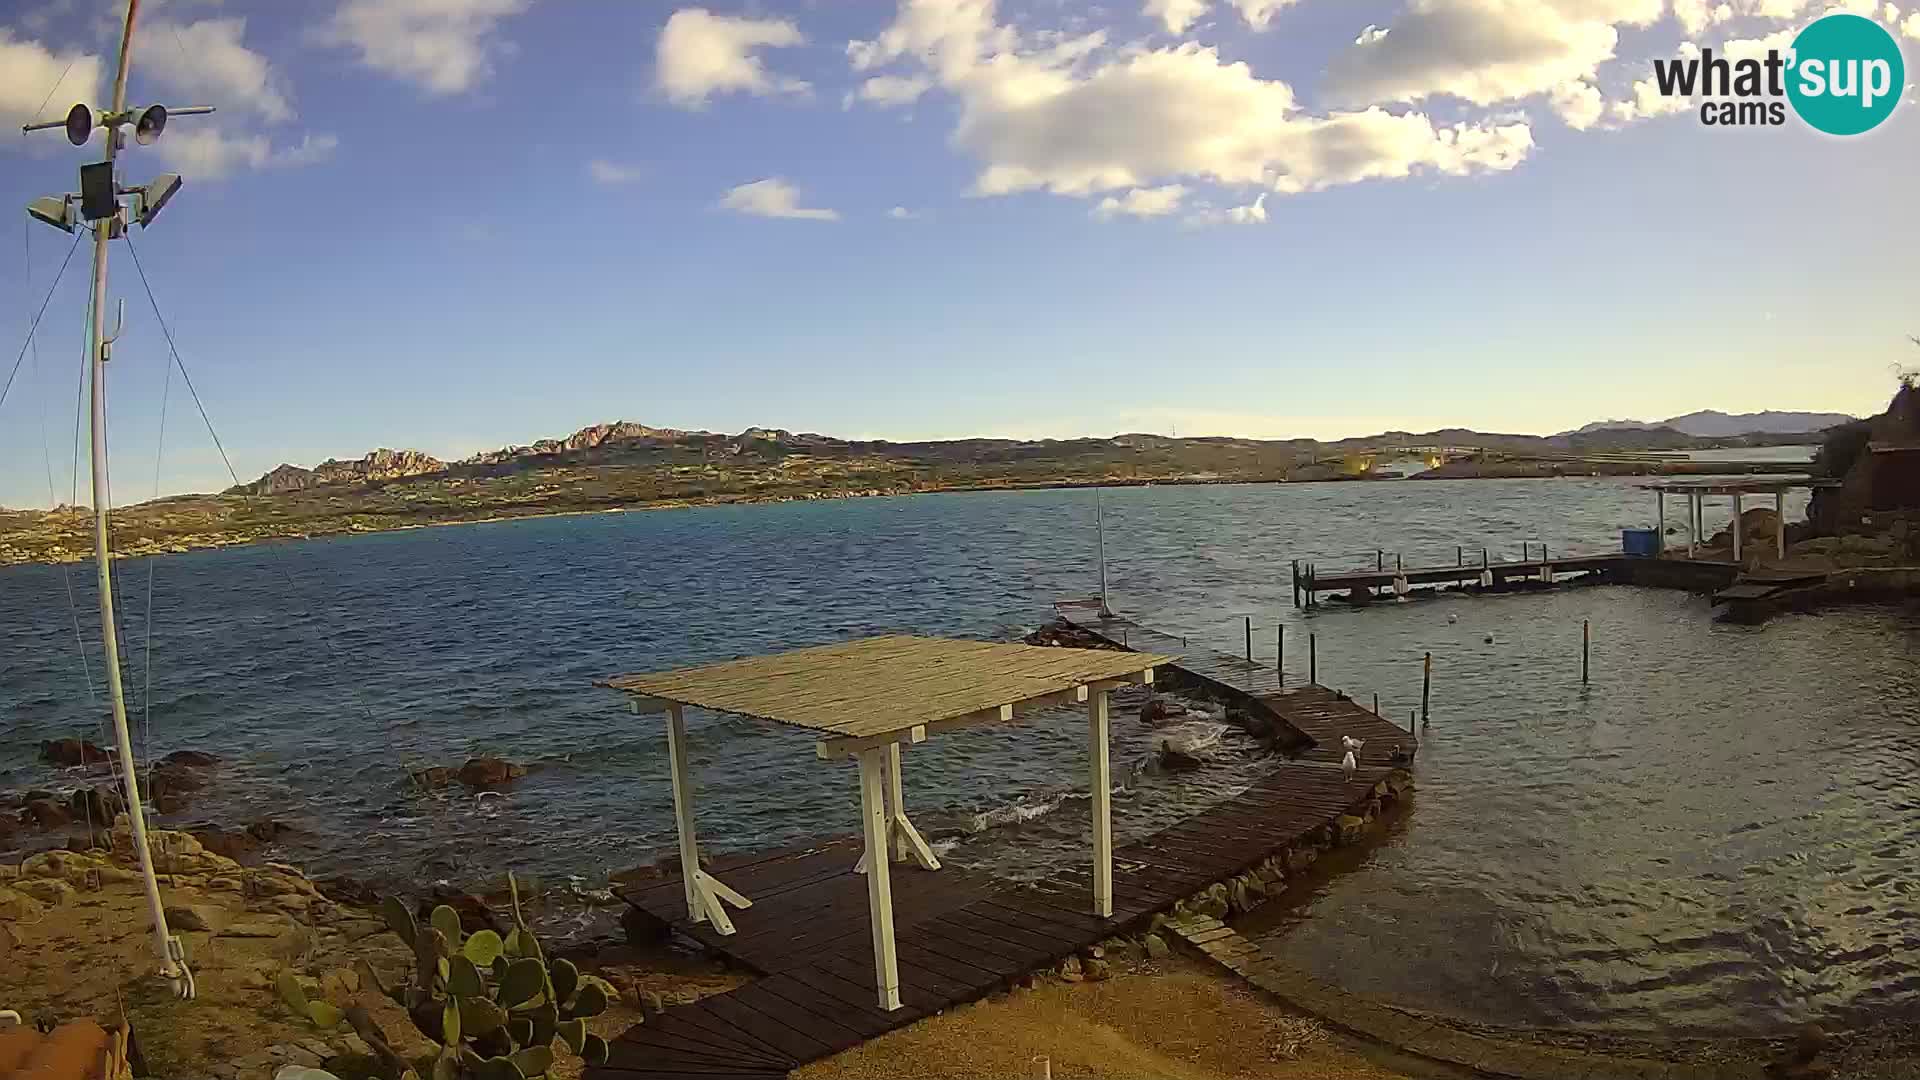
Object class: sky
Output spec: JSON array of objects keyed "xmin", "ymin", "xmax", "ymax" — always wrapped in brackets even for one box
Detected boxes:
[{"xmin": 0, "ymin": 0, "xmax": 1916, "ymax": 506}]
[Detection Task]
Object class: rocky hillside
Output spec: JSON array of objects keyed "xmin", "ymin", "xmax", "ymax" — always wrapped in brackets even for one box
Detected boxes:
[
  {"xmin": 227, "ymin": 448, "xmax": 445, "ymax": 495},
  {"xmin": 1567, "ymin": 410, "xmax": 1855, "ymax": 438}
]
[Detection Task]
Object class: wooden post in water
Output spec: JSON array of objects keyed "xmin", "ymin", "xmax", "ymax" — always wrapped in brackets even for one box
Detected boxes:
[
  {"xmin": 1421, "ymin": 652, "xmax": 1432, "ymax": 726},
  {"xmin": 1276, "ymin": 625, "xmax": 1284, "ymax": 684},
  {"xmin": 1309, "ymin": 634, "xmax": 1317, "ymax": 685},
  {"xmin": 1376, "ymin": 549, "xmax": 1384, "ymax": 572},
  {"xmin": 1372, "ymin": 692, "xmax": 1379, "ymax": 715},
  {"xmin": 1457, "ymin": 545, "xmax": 1463, "ymax": 566},
  {"xmin": 1582, "ymin": 620, "xmax": 1590, "ymax": 684},
  {"xmin": 1244, "ymin": 616, "xmax": 1252, "ymax": 662}
]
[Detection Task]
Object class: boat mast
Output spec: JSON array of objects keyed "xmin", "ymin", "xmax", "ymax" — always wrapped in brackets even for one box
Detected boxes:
[
  {"xmin": 1095, "ymin": 487, "xmax": 1109, "ymax": 614},
  {"xmin": 22, "ymin": 0, "xmax": 214, "ymax": 999}
]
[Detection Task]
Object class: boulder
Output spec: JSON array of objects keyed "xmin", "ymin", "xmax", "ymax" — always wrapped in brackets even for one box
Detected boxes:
[
  {"xmin": 39, "ymin": 738, "xmax": 108, "ymax": 768},
  {"xmin": 190, "ymin": 827, "xmax": 261, "ymax": 862},
  {"xmin": 15, "ymin": 877, "xmax": 75, "ymax": 906},
  {"xmin": 421, "ymin": 886, "xmax": 504, "ymax": 934},
  {"xmin": 68, "ymin": 786, "xmax": 123, "ymax": 824},
  {"xmin": 1156, "ymin": 741, "xmax": 1204, "ymax": 773},
  {"xmin": 1057, "ymin": 955, "xmax": 1084, "ymax": 982},
  {"xmin": 0, "ymin": 813, "xmax": 16, "ymax": 849},
  {"xmin": 1082, "ymin": 956, "xmax": 1113, "ymax": 981},
  {"xmin": 0, "ymin": 886, "xmax": 45, "ymax": 920},
  {"xmin": 456, "ymin": 757, "xmax": 527, "ymax": 789},
  {"xmin": 164, "ymin": 904, "xmax": 214, "ymax": 932},
  {"xmin": 407, "ymin": 767, "xmax": 455, "ymax": 791},
  {"xmin": 21, "ymin": 798, "xmax": 71, "ymax": 830},
  {"xmin": 1334, "ymin": 814, "xmax": 1366, "ymax": 845},
  {"xmin": 161, "ymin": 750, "xmax": 221, "ymax": 768},
  {"xmin": 1142, "ymin": 933, "xmax": 1170, "ymax": 959}
]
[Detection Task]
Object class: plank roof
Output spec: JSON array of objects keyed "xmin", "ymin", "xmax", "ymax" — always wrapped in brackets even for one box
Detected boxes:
[{"xmin": 600, "ymin": 635, "xmax": 1172, "ymax": 740}]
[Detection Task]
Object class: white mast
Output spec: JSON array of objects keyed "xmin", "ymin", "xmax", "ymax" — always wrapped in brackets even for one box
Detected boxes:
[
  {"xmin": 1095, "ymin": 487, "xmax": 1109, "ymax": 614},
  {"xmin": 23, "ymin": 0, "xmax": 213, "ymax": 999}
]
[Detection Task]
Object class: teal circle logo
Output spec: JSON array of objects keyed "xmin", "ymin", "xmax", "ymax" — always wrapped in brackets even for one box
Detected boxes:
[{"xmin": 1786, "ymin": 13, "xmax": 1905, "ymax": 135}]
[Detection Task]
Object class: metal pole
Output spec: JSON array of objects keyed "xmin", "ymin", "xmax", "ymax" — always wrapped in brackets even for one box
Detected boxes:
[
  {"xmin": 1421, "ymin": 652, "xmax": 1432, "ymax": 726},
  {"xmin": 1309, "ymin": 633, "xmax": 1317, "ymax": 685},
  {"xmin": 1457, "ymin": 545, "xmax": 1462, "ymax": 566},
  {"xmin": 1276, "ymin": 624, "xmax": 1284, "ymax": 684},
  {"xmin": 1244, "ymin": 616, "xmax": 1252, "ymax": 662},
  {"xmin": 1372, "ymin": 692, "xmax": 1378, "ymax": 715},
  {"xmin": 1582, "ymin": 620, "xmax": 1590, "ymax": 684},
  {"xmin": 86, "ymin": 0, "xmax": 186, "ymax": 998}
]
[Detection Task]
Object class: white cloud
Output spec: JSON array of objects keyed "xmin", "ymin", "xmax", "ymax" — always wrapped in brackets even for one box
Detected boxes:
[
  {"xmin": 1673, "ymin": 0, "xmax": 1735, "ymax": 33},
  {"xmin": 854, "ymin": 73, "xmax": 932, "ymax": 107},
  {"xmin": 1550, "ymin": 79, "xmax": 1605, "ymax": 129},
  {"xmin": 719, "ymin": 178, "xmax": 839, "ymax": 220},
  {"xmin": 139, "ymin": 18, "xmax": 290, "ymax": 122},
  {"xmin": 320, "ymin": 0, "xmax": 527, "ymax": 96},
  {"xmin": 1227, "ymin": 0, "xmax": 1302, "ymax": 29},
  {"xmin": 1145, "ymin": 0, "xmax": 1209, "ymax": 33},
  {"xmin": 1323, "ymin": 0, "xmax": 1664, "ymax": 108},
  {"xmin": 0, "ymin": 29, "xmax": 102, "ymax": 136},
  {"xmin": 657, "ymin": 8, "xmax": 809, "ymax": 108},
  {"xmin": 1901, "ymin": 9, "xmax": 1920, "ymax": 36},
  {"xmin": 1356, "ymin": 24, "xmax": 1392, "ymax": 45},
  {"xmin": 887, "ymin": 205, "xmax": 921, "ymax": 218},
  {"xmin": 846, "ymin": 2, "xmax": 1534, "ymax": 205},
  {"xmin": 155, "ymin": 128, "xmax": 337, "ymax": 178},
  {"xmin": 588, "ymin": 159, "xmax": 645, "ymax": 185},
  {"xmin": 1187, "ymin": 191, "xmax": 1268, "ymax": 225},
  {"xmin": 1093, "ymin": 183, "xmax": 1188, "ymax": 218}
]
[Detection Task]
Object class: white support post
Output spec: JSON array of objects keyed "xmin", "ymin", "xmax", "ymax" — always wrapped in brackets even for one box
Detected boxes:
[
  {"xmin": 1688, "ymin": 494, "xmax": 1699, "ymax": 558},
  {"xmin": 1731, "ymin": 493, "xmax": 1743, "ymax": 563},
  {"xmin": 664, "ymin": 703, "xmax": 752, "ymax": 935},
  {"xmin": 1775, "ymin": 491, "xmax": 1786, "ymax": 559},
  {"xmin": 665, "ymin": 704, "xmax": 701, "ymax": 921},
  {"xmin": 885, "ymin": 743, "xmax": 908, "ymax": 864},
  {"xmin": 1656, "ymin": 491, "xmax": 1666, "ymax": 554},
  {"xmin": 1088, "ymin": 686, "xmax": 1113, "ymax": 919},
  {"xmin": 857, "ymin": 748, "xmax": 903, "ymax": 1011}
]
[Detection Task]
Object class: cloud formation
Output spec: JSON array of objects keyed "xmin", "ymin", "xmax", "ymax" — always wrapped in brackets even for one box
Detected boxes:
[
  {"xmin": 156, "ymin": 129, "xmax": 337, "ymax": 179},
  {"xmin": 657, "ymin": 8, "xmax": 809, "ymax": 107},
  {"xmin": 848, "ymin": 0, "xmax": 1534, "ymax": 209},
  {"xmin": 139, "ymin": 17, "xmax": 291, "ymax": 122},
  {"xmin": 1093, "ymin": 184, "xmax": 1188, "ymax": 219},
  {"xmin": 720, "ymin": 178, "xmax": 840, "ymax": 220},
  {"xmin": 0, "ymin": 29, "xmax": 101, "ymax": 135},
  {"xmin": 321, "ymin": 0, "xmax": 528, "ymax": 96}
]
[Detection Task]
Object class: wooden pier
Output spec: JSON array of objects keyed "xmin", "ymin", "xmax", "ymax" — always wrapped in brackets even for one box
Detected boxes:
[
  {"xmin": 1291, "ymin": 552, "xmax": 1630, "ymax": 607},
  {"xmin": 593, "ymin": 618, "xmax": 1415, "ymax": 1080}
]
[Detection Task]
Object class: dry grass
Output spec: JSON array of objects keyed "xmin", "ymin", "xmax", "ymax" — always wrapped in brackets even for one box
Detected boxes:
[{"xmin": 796, "ymin": 957, "xmax": 1408, "ymax": 1080}]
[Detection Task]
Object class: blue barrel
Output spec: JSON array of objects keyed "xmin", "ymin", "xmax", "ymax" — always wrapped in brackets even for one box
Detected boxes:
[{"xmin": 1621, "ymin": 528, "xmax": 1661, "ymax": 557}]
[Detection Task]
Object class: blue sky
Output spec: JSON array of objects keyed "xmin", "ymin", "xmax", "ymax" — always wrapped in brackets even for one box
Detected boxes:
[{"xmin": 1, "ymin": 0, "xmax": 1916, "ymax": 505}]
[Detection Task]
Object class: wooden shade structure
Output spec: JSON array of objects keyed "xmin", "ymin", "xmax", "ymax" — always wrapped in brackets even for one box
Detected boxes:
[
  {"xmin": 600, "ymin": 635, "xmax": 1171, "ymax": 1011},
  {"xmin": 1640, "ymin": 476, "xmax": 1834, "ymax": 561}
]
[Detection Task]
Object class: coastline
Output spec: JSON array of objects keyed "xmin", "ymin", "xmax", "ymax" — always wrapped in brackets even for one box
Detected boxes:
[{"xmin": 0, "ymin": 460, "xmax": 1813, "ymax": 570}]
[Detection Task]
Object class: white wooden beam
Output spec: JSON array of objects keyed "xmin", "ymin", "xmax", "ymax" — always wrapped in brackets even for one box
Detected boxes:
[
  {"xmin": 1088, "ymin": 686, "xmax": 1113, "ymax": 919},
  {"xmin": 665, "ymin": 704, "xmax": 702, "ymax": 922},
  {"xmin": 1775, "ymin": 491, "xmax": 1786, "ymax": 560},
  {"xmin": 816, "ymin": 725, "xmax": 926, "ymax": 760},
  {"xmin": 885, "ymin": 743, "xmax": 908, "ymax": 863},
  {"xmin": 666, "ymin": 705, "xmax": 751, "ymax": 934},
  {"xmin": 1731, "ymin": 493, "xmax": 1743, "ymax": 563},
  {"xmin": 857, "ymin": 747, "xmax": 903, "ymax": 1011},
  {"xmin": 628, "ymin": 695, "xmax": 677, "ymax": 716}
]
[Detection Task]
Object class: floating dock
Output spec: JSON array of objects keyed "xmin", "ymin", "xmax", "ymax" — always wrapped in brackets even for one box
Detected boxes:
[
  {"xmin": 1292, "ymin": 552, "xmax": 1631, "ymax": 607},
  {"xmin": 595, "ymin": 615, "xmax": 1415, "ymax": 1080}
]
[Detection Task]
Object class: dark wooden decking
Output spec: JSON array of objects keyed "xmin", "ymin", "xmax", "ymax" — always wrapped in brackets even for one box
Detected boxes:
[
  {"xmin": 598, "ymin": 761, "xmax": 1391, "ymax": 1079},
  {"xmin": 1295, "ymin": 553, "xmax": 1628, "ymax": 605},
  {"xmin": 591, "ymin": 610, "xmax": 1413, "ymax": 1079}
]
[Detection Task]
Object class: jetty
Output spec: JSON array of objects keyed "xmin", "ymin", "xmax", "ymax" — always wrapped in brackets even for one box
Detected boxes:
[
  {"xmin": 1292, "ymin": 550, "xmax": 1631, "ymax": 607},
  {"xmin": 591, "ymin": 627, "xmax": 1415, "ymax": 1079}
]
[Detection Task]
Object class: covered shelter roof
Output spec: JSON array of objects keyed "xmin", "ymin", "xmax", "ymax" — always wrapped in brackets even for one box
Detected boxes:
[
  {"xmin": 601, "ymin": 634, "xmax": 1173, "ymax": 743},
  {"xmin": 1637, "ymin": 475, "xmax": 1836, "ymax": 495}
]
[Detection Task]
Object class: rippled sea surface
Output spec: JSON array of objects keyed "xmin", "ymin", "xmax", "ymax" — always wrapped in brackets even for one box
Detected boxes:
[{"xmin": 3, "ymin": 478, "xmax": 1914, "ymax": 1035}]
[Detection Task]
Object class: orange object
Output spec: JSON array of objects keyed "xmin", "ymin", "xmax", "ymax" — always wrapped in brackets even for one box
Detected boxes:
[{"xmin": 0, "ymin": 1021, "xmax": 130, "ymax": 1080}]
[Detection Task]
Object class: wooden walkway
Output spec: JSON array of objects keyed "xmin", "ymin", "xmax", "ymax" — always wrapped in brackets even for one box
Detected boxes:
[
  {"xmin": 1051, "ymin": 603, "xmax": 1417, "ymax": 766},
  {"xmin": 1294, "ymin": 553, "xmax": 1628, "ymax": 606},
  {"xmin": 591, "ymin": 610, "xmax": 1413, "ymax": 1079},
  {"xmin": 598, "ymin": 761, "xmax": 1392, "ymax": 1079}
]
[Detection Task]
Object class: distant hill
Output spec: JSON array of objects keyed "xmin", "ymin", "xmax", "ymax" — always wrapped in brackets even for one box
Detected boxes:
[{"xmin": 1566, "ymin": 410, "xmax": 1855, "ymax": 438}]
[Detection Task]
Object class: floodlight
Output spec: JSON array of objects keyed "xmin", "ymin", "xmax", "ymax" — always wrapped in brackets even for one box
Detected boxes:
[
  {"xmin": 134, "ymin": 174, "xmax": 182, "ymax": 228},
  {"xmin": 131, "ymin": 105, "xmax": 167, "ymax": 145},
  {"xmin": 79, "ymin": 161, "xmax": 118, "ymax": 221},
  {"xmin": 65, "ymin": 103, "xmax": 93, "ymax": 146},
  {"xmin": 27, "ymin": 195, "xmax": 77, "ymax": 233}
]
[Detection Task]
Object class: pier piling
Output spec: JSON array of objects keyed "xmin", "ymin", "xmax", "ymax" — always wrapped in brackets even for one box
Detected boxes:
[
  {"xmin": 1244, "ymin": 616, "xmax": 1252, "ymax": 662},
  {"xmin": 1309, "ymin": 633, "xmax": 1317, "ymax": 685},
  {"xmin": 1582, "ymin": 620, "xmax": 1590, "ymax": 684},
  {"xmin": 1276, "ymin": 625, "xmax": 1284, "ymax": 684},
  {"xmin": 1421, "ymin": 652, "xmax": 1432, "ymax": 726}
]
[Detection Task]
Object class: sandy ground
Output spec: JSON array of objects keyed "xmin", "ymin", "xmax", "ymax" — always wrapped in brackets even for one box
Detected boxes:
[{"xmin": 796, "ymin": 957, "xmax": 1411, "ymax": 1080}]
